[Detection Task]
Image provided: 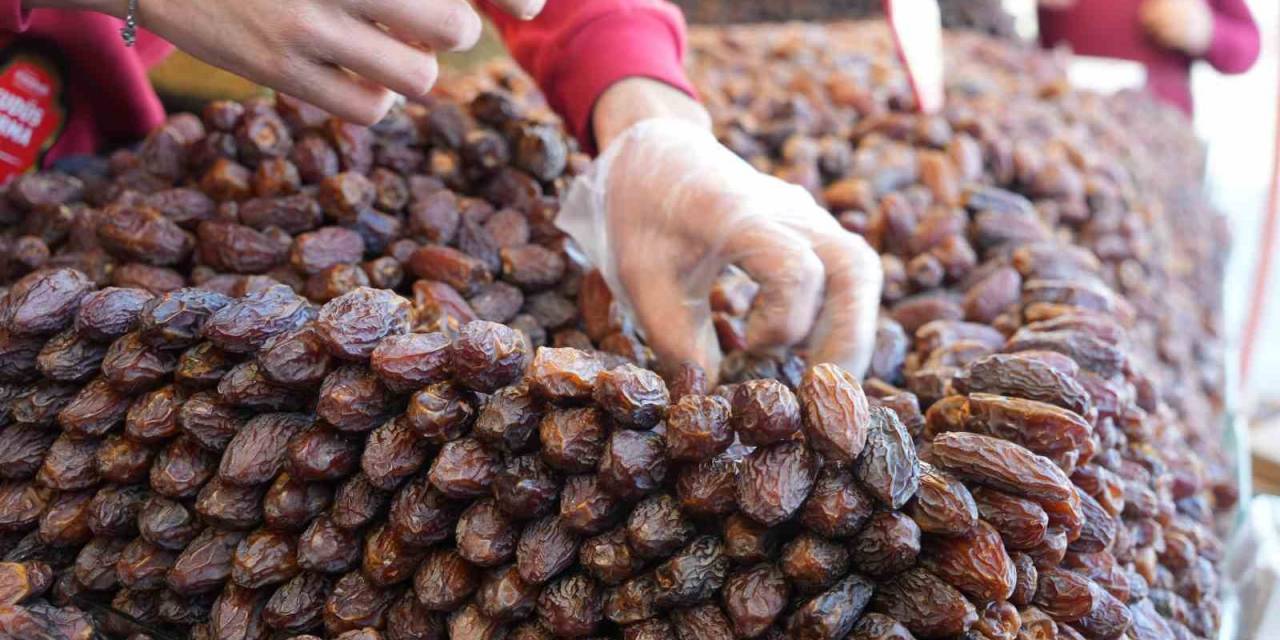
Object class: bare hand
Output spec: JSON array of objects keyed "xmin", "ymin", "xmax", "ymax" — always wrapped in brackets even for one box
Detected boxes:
[
  {"xmin": 1140, "ymin": 0, "xmax": 1213, "ymax": 56},
  {"xmin": 28, "ymin": 0, "xmax": 546, "ymax": 125}
]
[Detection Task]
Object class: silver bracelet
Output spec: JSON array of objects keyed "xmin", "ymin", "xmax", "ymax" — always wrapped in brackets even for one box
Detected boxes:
[{"xmin": 120, "ymin": 0, "xmax": 139, "ymax": 47}]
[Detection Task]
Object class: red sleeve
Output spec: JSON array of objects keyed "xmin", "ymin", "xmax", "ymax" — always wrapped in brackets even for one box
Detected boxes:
[
  {"xmin": 1, "ymin": 0, "xmax": 30, "ymax": 32},
  {"xmin": 476, "ymin": 0, "xmax": 696, "ymax": 152},
  {"xmin": 1204, "ymin": 0, "xmax": 1260, "ymax": 74}
]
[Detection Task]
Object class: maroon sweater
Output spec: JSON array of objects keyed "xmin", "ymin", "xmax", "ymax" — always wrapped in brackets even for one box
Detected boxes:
[
  {"xmin": 1039, "ymin": 0, "xmax": 1260, "ymax": 114},
  {"xmin": 0, "ymin": 0, "xmax": 695, "ymax": 177}
]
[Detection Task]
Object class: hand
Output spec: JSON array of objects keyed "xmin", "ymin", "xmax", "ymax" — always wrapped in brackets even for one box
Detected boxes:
[
  {"xmin": 1140, "ymin": 0, "xmax": 1214, "ymax": 56},
  {"xmin": 26, "ymin": 0, "xmax": 546, "ymax": 125},
  {"xmin": 560, "ymin": 81, "xmax": 883, "ymax": 381}
]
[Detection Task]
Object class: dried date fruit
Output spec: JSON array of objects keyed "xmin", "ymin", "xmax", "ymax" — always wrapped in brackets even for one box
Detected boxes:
[
  {"xmin": 517, "ymin": 516, "xmax": 579, "ymax": 585},
  {"xmin": 921, "ymin": 519, "xmax": 1016, "ymax": 601},
  {"xmin": 560, "ymin": 474, "xmax": 621, "ymax": 536},
  {"xmin": 429, "ymin": 437, "xmax": 499, "ymax": 499},
  {"xmin": 150, "ymin": 436, "xmax": 218, "ymax": 498},
  {"xmin": 36, "ymin": 491, "xmax": 94, "ymax": 547},
  {"xmin": 731, "ymin": 379, "xmax": 802, "ymax": 446},
  {"xmin": 125, "ymin": 384, "xmax": 185, "ymax": 444},
  {"xmin": 931, "ymin": 432, "xmax": 1073, "ymax": 501},
  {"xmin": 963, "ymin": 393, "xmax": 1092, "ymax": 472},
  {"xmin": 231, "ymin": 529, "xmax": 299, "ymax": 588},
  {"xmin": 362, "ymin": 522, "xmax": 425, "ymax": 586},
  {"xmin": 9, "ymin": 381, "xmax": 78, "ymax": 427},
  {"xmin": 787, "ymin": 574, "xmax": 875, "ymax": 640},
  {"xmin": 263, "ymin": 473, "xmax": 331, "ymax": 531},
  {"xmin": 665, "ymin": 394, "xmax": 733, "ymax": 462},
  {"xmin": 604, "ymin": 574, "xmax": 659, "ymax": 625},
  {"xmin": 168, "ymin": 528, "xmax": 245, "ymax": 595},
  {"xmin": 86, "ymin": 484, "xmax": 148, "ymax": 537},
  {"xmin": 138, "ymin": 497, "xmax": 201, "ymax": 551},
  {"xmin": 57, "ymin": 375, "xmax": 132, "ymax": 436},
  {"xmin": 219, "ymin": 412, "xmax": 310, "ymax": 486},
  {"xmin": 676, "ymin": 455, "xmax": 739, "ymax": 518},
  {"xmin": 669, "ymin": 603, "xmax": 735, "ymax": 640},
  {"xmin": 594, "ymin": 363, "xmax": 669, "ymax": 429},
  {"xmin": 288, "ymin": 424, "xmax": 360, "ymax": 482},
  {"xmin": 627, "ymin": 494, "xmax": 693, "ymax": 560},
  {"xmin": 410, "ymin": 245, "xmax": 492, "ymax": 295},
  {"xmin": 737, "ymin": 441, "xmax": 818, "ymax": 527},
  {"xmin": 652, "ymin": 535, "xmax": 729, "ymax": 608},
  {"xmin": 537, "ymin": 573, "xmax": 603, "ymax": 637},
  {"xmin": 196, "ymin": 220, "xmax": 288, "ymax": 274},
  {"xmin": 318, "ymin": 365, "xmax": 395, "ymax": 433},
  {"xmin": 258, "ymin": 324, "xmax": 333, "ymax": 387},
  {"xmin": 473, "ymin": 382, "xmax": 541, "ymax": 453},
  {"xmin": 539, "ymin": 407, "xmax": 607, "ymax": 473},
  {"xmin": 138, "ymin": 287, "xmax": 232, "ymax": 348},
  {"xmin": 36, "ymin": 329, "xmax": 107, "ymax": 382},
  {"xmin": 871, "ymin": 568, "xmax": 978, "ymax": 639},
  {"xmin": 1033, "ymin": 568, "xmax": 1096, "ymax": 622},
  {"xmin": 176, "ymin": 341, "xmax": 239, "ymax": 388},
  {"xmin": 196, "ymin": 476, "xmax": 266, "ymax": 530},
  {"xmin": 722, "ymin": 563, "xmax": 789, "ymax": 637},
  {"xmin": 580, "ymin": 528, "xmax": 641, "ymax": 586},
  {"xmin": 36, "ymin": 434, "xmax": 101, "ymax": 491},
  {"xmin": 448, "ymin": 603, "xmax": 507, "ymax": 640},
  {"xmin": 414, "ymin": 548, "xmax": 479, "ymax": 611},
  {"xmin": 331, "ymin": 473, "xmax": 390, "ymax": 530},
  {"xmin": 909, "ymin": 462, "xmax": 978, "ymax": 536},
  {"xmin": 476, "ymin": 563, "xmax": 540, "ymax": 622},
  {"xmin": 0, "ymin": 424, "xmax": 56, "ymax": 480},
  {"xmin": 323, "ymin": 570, "xmax": 396, "ymax": 634},
  {"xmin": 456, "ymin": 499, "xmax": 518, "ymax": 568},
  {"xmin": 204, "ymin": 284, "xmax": 312, "ymax": 352},
  {"xmin": 0, "ymin": 481, "xmax": 53, "ymax": 533},
  {"xmin": 854, "ymin": 406, "xmax": 920, "ymax": 509},
  {"xmin": 264, "ymin": 571, "xmax": 329, "ymax": 632},
  {"xmin": 524, "ymin": 347, "xmax": 602, "ymax": 405},
  {"xmin": 849, "ymin": 511, "xmax": 920, "ymax": 578},
  {"xmin": 315, "ymin": 287, "xmax": 412, "ymax": 361},
  {"xmin": 449, "ymin": 320, "xmax": 529, "ymax": 392},
  {"xmin": 492, "ymin": 454, "xmax": 560, "ymax": 521},
  {"xmin": 798, "ymin": 363, "xmax": 870, "ymax": 462},
  {"xmin": 297, "ymin": 516, "xmax": 360, "ymax": 574},
  {"xmin": 972, "ymin": 486, "xmax": 1049, "ymax": 550},
  {"xmin": 781, "ymin": 532, "xmax": 851, "ymax": 594},
  {"xmin": 178, "ymin": 391, "xmax": 245, "ymax": 452},
  {"xmin": 598, "ymin": 429, "xmax": 667, "ymax": 500},
  {"xmin": 370, "ymin": 332, "xmax": 451, "ymax": 393}
]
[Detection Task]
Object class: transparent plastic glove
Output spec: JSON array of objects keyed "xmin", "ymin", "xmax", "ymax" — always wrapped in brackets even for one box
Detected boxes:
[{"xmin": 559, "ymin": 118, "xmax": 882, "ymax": 381}]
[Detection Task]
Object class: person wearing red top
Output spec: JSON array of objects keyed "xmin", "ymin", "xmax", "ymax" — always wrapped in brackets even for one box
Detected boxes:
[
  {"xmin": 0, "ymin": 0, "xmax": 883, "ymax": 381},
  {"xmin": 1038, "ymin": 0, "xmax": 1260, "ymax": 114}
]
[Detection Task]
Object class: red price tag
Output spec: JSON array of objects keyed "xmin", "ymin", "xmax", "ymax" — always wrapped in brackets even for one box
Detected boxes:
[
  {"xmin": 883, "ymin": 0, "xmax": 945, "ymax": 114},
  {"xmin": 0, "ymin": 54, "xmax": 65, "ymax": 184}
]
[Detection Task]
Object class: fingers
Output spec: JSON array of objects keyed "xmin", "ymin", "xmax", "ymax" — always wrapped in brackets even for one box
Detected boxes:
[
  {"xmin": 487, "ymin": 0, "xmax": 548, "ymax": 20},
  {"xmin": 360, "ymin": 0, "xmax": 484, "ymax": 52},
  {"xmin": 317, "ymin": 17, "xmax": 441, "ymax": 101},
  {"xmin": 727, "ymin": 222, "xmax": 826, "ymax": 354},
  {"xmin": 619, "ymin": 260, "xmax": 722, "ymax": 385},
  {"xmin": 268, "ymin": 60, "xmax": 397, "ymax": 126},
  {"xmin": 801, "ymin": 226, "xmax": 884, "ymax": 377}
]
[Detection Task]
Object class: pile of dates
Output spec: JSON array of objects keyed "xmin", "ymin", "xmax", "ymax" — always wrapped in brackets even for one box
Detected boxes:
[
  {"xmin": 0, "ymin": 20, "xmax": 1232, "ymax": 640},
  {"xmin": 669, "ymin": 0, "xmax": 1018, "ymax": 39}
]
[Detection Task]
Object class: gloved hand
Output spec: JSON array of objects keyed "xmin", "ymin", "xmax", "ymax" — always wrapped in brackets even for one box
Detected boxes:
[{"xmin": 559, "ymin": 118, "xmax": 883, "ymax": 381}]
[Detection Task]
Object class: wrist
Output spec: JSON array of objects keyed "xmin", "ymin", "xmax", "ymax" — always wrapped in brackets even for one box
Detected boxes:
[{"xmin": 592, "ymin": 77, "xmax": 710, "ymax": 151}]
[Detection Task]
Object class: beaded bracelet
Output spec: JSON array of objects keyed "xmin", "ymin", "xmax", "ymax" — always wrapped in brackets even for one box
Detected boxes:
[{"xmin": 120, "ymin": 0, "xmax": 139, "ymax": 47}]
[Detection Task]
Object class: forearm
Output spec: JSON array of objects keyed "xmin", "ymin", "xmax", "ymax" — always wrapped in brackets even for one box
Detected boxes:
[
  {"xmin": 23, "ymin": 0, "xmax": 118, "ymax": 14},
  {"xmin": 592, "ymin": 77, "xmax": 710, "ymax": 151}
]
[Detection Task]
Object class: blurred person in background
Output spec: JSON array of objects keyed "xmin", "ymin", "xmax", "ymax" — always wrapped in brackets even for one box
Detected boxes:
[
  {"xmin": 1038, "ymin": 0, "xmax": 1261, "ymax": 114},
  {"xmin": 1, "ymin": 0, "xmax": 882, "ymax": 379}
]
